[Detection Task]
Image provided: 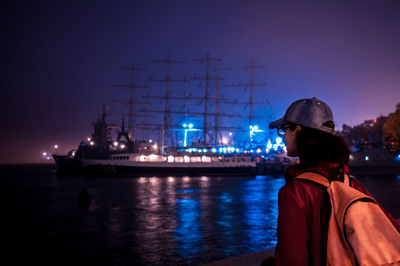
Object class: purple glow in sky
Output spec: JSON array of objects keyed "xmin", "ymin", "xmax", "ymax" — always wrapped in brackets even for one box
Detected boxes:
[{"xmin": 2, "ymin": 0, "xmax": 400, "ymax": 163}]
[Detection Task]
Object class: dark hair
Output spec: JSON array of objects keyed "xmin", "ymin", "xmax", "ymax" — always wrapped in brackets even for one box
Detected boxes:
[{"xmin": 293, "ymin": 121, "xmax": 351, "ymax": 167}]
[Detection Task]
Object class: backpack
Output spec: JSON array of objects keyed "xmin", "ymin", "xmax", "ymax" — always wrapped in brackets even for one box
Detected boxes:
[{"xmin": 296, "ymin": 172, "xmax": 400, "ymax": 266}]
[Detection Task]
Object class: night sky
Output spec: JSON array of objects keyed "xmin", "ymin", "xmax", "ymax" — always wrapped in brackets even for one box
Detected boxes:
[{"xmin": 2, "ymin": 0, "xmax": 400, "ymax": 163}]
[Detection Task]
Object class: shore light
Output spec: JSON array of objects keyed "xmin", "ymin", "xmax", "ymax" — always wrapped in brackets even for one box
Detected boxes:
[
  {"xmin": 90, "ymin": 141, "xmax": 95, "ymax": 146},
  {"xmin": 113, "ymin": 141, "xmax": 118, "ymax": 146},
  {"xmin": 276, "ymin": 137, "xmax": 282, "ymax": 145},
  {"xmin": 120, "ymin": 144, "xmax": 126, "ymax": 149},
  {"xmin": 54, "ymin": 144, "xmax": 58, "ymax": 149},
  {"xmin": 222, "ymin": 138, "xmax": 228, "ymax": 145}
]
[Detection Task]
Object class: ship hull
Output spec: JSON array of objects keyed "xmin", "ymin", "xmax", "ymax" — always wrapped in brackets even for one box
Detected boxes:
[
  {"xmin": 53, "ymin": 155, "xmax": 83, "ymax": 175},
  {"xmin": 82, "ymin": 160, "xmax": 257, "ymax": 177}
]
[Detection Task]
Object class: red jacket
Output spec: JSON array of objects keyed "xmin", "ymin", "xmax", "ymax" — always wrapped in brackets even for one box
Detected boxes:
[{"xmin": 275, "ymin": 163, "xmax": 400, "ymax": 266}]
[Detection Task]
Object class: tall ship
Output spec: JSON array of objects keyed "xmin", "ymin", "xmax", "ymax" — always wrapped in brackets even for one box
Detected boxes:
[{"xmin": 53, "ymin": 54, "xmax": 291, "ymax": 177}]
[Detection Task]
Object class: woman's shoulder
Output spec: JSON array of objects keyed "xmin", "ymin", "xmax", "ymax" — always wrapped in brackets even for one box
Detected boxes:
[{"xmin": 280, "ymin": 178, "xmax": 327, "ymax": 200}]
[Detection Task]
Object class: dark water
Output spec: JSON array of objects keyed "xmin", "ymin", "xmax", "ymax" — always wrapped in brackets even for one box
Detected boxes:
[{"xmin": 1, "ymin": 164, "xmax": 400, "ymax": 265}]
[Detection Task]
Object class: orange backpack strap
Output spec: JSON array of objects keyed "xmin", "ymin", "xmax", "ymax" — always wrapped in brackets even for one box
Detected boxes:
[
  {"xmin": 295, "ymin": 172, "xmax": 351, "ymax": 188},
  {"xmin": 295, "ymin": 172, "xmax": 330, "ymax": 187}
]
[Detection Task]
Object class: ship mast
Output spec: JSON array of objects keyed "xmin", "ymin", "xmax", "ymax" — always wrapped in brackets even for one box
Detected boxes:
[
  {"xmin": 112, "ymin": 64, "xmax": 151, "ymax": 140},
  {"xmin": 241, "ymin": 60, "xmax": 268, "ymax": 126},
  {"xmin": 148, "ymin": 54, "xmax": 185, "ymax": 153},
  {"xmin": 212, "ymin": 62, "xmax": 233, "ymax": 146},
  {"xmin": 138, "ymin": 55, "xmax": 271, "ymax": 152},
  {"xmin": 193, "ymin": 52, "xmax": 221, "ymax": 144}
]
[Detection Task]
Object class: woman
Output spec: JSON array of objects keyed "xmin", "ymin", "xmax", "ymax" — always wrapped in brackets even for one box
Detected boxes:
[{"xmin": 267, "ymin": 97, "xmax": 400, "ymax": 265}]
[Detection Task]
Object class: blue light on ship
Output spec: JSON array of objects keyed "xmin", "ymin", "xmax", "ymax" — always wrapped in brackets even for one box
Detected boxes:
[
  {"xmin": 182, "ymin": 123, "xmax": 195, "ymax": 147},
  {"xmin": 365, "ymin": 156, "xmax": 369, "ymax": 161},
  {"xmin": 183, "ymin": 128, "xmax": 188, "ymax": 147},
  {"xmin": 396, "ymin": 155, "xmax": 400, "ymax": 162},
  {"xmin": 266, "ymin": 139, "xmax": 272, "ymax": 150},
  {"xmin": 212, "ymin": 148, "xmax": 217, "ymax": 153},
  {"xmin": 250, "ymin": 125, "xmax": 262, "ymax": 138}
]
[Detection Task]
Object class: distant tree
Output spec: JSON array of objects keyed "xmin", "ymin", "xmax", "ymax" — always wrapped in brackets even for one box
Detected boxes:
[
  {"xmin": 383, "ymin": 103, "xmax": 400, "ymax": 149},
  {"xmin": 341, "ymin": 116, "xmax": 386, "ymax": 147}
]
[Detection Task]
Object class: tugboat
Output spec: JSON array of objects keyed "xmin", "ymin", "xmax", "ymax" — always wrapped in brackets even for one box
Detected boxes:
[{"xmin": 53, "ymin": 107, "xmax": 130, "ymax": 175}]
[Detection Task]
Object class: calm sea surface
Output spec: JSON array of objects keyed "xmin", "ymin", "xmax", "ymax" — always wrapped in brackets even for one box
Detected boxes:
[{"xmin": 1, "ymin": 164, "xmax": 400, "ymax": 265}]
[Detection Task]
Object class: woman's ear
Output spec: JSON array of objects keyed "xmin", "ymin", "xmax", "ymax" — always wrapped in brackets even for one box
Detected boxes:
[{"xmin": 295, "ymin": 125, "xmax": 302, "ymax": 133}]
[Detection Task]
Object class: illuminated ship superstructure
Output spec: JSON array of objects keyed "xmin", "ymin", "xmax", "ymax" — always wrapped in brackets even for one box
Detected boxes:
[{"xmin": 54, "ymin": 54, "xmax": 293, "ymax": 176}]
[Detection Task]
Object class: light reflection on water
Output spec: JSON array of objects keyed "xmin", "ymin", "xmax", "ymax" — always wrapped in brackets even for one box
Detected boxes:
[
  {"xmin": 242, "ymin": 176, "xmax": 285, "ymax": 252},
  {"xmin": 130, "ymin": 175, "xmax": 285, "ymax": 264},
  {"xmin": 3, "ymin": 165, "xmax": 400, "ymax": 265},
  {"xmin": 175, "ymin": 198, "xmax": 203, "ymax": 257},
  {"xmin": 2, "ymin": 166, "xmax": 287, "ymax": 265}
]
